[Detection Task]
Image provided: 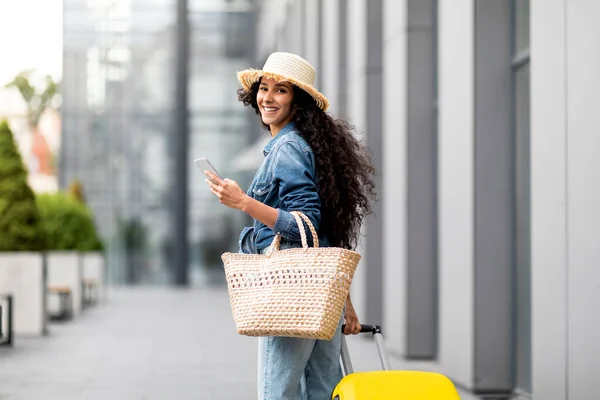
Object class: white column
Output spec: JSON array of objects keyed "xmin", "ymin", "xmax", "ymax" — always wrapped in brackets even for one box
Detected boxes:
[
  {"xmin": 437, "ymin": 0, "xmax": 474, "ymax": 388},
  {"xmin": 304, "ymin": 0, "xmax": 320, "ymax": 78},
  {"xmin": 346, "ymin": 0, "xmax": 367, "ymax": 131},
  {"xmin": 256, "ymin": 0, "xmax": 290, "ymax": 60},
  {"xmin": 322, "ymin": 0, "xmax": 340, "ymax": 114},
  {"xmin": 565, "ymin": 1, "xmax": 600, "ymax": 399},
  {"xmin": 346, "ymin": 0, "xmax": 368, "ymax": 320},
  {"xmin": 530, "ymin": 1, "xmax": 568, "ymax": 399},
  {"xmin": 382, "ymin": 0, "xmax": 408, "ymax": 356},
  {"xmin": 280, "ymin": 0, "xmax": 303, "ymax": 56}
]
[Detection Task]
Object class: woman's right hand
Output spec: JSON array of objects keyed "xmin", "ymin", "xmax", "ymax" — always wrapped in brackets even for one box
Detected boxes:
[{"xmin": 205, "ymin": 171, "xmax": 248, "ymax": 210}]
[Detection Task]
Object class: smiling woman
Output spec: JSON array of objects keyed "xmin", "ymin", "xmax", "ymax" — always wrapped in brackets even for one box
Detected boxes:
[{"xmin": 204, "ymin": 51, "xmax": 377, "ymax": 400}]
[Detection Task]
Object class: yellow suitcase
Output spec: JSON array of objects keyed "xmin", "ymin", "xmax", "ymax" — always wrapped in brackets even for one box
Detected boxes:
[{"xmin": 332, "ymin": 325, "xmax": 461, "ymax": 400}]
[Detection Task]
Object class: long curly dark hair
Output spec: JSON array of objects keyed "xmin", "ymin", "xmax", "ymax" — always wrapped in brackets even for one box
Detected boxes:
[{"xmin": 238, "ymin": 81, "xmax": 376, "ymax": 250}]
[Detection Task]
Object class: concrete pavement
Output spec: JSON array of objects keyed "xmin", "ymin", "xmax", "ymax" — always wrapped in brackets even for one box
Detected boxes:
[{"xmin": 0, "ymin": 286, "xmax": 479, "ymax": 399}]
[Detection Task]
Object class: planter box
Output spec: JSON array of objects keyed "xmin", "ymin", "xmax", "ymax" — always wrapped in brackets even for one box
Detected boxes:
[
  {"xmin": 46, "ymin": 252, "xmax": 82, "ymax": 317},
  {"xmin": 81, "ymin": 252, "xmax": 106, "ymax": 303},
  {"xmin": 0, "ymin": 253, "xmax": 47, "ymax": 336}
]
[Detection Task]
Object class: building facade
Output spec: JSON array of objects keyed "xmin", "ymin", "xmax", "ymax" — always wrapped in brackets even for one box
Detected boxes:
[
  {"xmin": 61, "ymin": 0, "xmax": 256, "ymax": 285},
  {"xmin": 249, "ymin": 0, "xmax": 600, "ymax": 399}
]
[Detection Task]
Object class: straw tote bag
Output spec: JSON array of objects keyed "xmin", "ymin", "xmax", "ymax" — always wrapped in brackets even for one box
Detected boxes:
[{"xmin": 221, "ymin": 211, "xmax": 361, "ymax": 340}]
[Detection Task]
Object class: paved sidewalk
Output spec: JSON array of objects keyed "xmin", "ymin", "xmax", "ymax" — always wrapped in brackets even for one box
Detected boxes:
[
  {"xmin": 0, "ymin": 287, "xmax": 258, "ymax": 399},
  {"xmin": 0, "ymin": 287, "xmax": 479, "ymax": 399}
]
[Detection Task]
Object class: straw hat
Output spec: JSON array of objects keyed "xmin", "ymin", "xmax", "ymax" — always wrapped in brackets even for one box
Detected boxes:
[{"xmin": 237, "ymin": 52, "xmax": 330, "ymax": 112}]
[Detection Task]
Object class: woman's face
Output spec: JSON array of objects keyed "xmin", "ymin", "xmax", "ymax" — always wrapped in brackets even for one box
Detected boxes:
[{"xmin": 257, "ymin": 78, "xmax": 295, "ymax": 134}]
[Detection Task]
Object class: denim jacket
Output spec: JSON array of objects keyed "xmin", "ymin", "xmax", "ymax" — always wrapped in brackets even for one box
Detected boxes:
[{"xmin": 238, "ymin": 122, "xmax": 330, "ymax": 254}]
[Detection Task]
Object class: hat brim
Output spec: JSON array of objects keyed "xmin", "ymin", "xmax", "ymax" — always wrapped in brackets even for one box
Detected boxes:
[{"xmin": 237, "ymin": 69, "xmax": 330, "ymax": 112}]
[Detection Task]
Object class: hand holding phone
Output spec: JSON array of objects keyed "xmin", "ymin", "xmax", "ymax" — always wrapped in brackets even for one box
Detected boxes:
[
  {"xmin": 194, "ymin": 157, "xmax": 222, "ymax": 182},
  {"xmin": 198, "ymin": 157, "xmax": 248, "ymax": 210}
]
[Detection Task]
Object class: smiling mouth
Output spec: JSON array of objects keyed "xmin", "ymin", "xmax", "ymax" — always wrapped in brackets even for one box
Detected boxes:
[{"xmin": 262, "ymin": 106, "xmax": 279, "ymax": 113}]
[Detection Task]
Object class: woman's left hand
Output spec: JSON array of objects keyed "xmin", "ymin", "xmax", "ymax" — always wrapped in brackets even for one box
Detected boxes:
[
  {"xmin": 205, "ymin": 171, "xmax": 247, "ymax": 210},
  {"xmin": 344, "ymin": 295, "xmax": 362, "ymax": 335}
]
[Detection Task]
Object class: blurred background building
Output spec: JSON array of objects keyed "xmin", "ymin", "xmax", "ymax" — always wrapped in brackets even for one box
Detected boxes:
[
  {"xmin": 60, "ymin": 0, "xmax": 257, "ymax": 285},
  {"xmin": 2, "ymin": 0, "xmax": 599, "ymax": 399}
]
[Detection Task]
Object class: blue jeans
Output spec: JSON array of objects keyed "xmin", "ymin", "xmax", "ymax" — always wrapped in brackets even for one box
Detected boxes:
[
  {"xmin": 257, "ymin": 315, "xmax": 344, "ymax": 399},
  {"xmin": 254, "ymin": 240, "xmax": 344, "ymax": 399}
]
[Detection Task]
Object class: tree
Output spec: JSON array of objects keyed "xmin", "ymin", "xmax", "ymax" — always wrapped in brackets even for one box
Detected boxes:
[
  {"xmin": 5, "ymin": 70, "xmax": 59, "ymax": 130},
  {"xmin": 0, "ymin": 121, "xmax": 45, "ymax": 251}
]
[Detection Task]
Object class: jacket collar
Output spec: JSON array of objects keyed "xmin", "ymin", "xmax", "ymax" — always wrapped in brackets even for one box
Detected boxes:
[{"xmin": 263, "ymin": 122, "xmax": 297, "ymax": 156}]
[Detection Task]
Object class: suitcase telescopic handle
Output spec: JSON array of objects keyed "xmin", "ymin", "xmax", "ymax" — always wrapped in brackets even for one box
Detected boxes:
[
  {"xmin": 341, "ymin": 324, "xmax": 382, "ymax": 334},
  {"xmin": 339, "ymin": 324, "xmax": 392, "ymax": 374}
]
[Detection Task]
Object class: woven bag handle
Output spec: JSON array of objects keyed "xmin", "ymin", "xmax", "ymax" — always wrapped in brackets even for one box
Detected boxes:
[
  {"xmin": 266, "ymin": 211, "xmax": 320, "ymax": 256},
  {"xmin": 290, "ymin": 211, "xmax": 319, "ymax": 248},
  {"xmin": 290, "ymin": 212, "xmax": 308, "ymax": 249}
]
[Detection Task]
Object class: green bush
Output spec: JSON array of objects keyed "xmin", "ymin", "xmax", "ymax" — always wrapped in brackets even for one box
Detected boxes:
[
  {"xmin": 37, "ymin": 192, "xmax": 103, "ymax": 251},
  {"xmin": 65, "ymin": 178, "xmax": 104, "ymax": 251},
  {"xmin": 0, "ymin": 121, "xmax": 45, "ymax": 251}
]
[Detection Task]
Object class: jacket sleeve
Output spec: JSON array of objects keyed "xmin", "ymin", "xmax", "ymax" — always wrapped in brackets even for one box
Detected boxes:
[
  {"xmin": 238, "ymin": 226, "xmax": 256, "ymax": 254},
  {"xmin": 271, "ymin": 141, "xmax": 321, "ymax": 245}
]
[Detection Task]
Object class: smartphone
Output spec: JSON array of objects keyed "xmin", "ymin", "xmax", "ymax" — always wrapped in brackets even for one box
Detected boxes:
[{"xmin": 194, "ymin": 157, "xmax": 222, "ymax": 180}]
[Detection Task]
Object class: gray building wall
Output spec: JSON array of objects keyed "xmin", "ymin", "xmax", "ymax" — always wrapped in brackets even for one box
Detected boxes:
[
  {"xmin": 405, "ymin": 0, "xmax": 437, "ymax": 360},
  {"xmin": 437, "ymin": 0, "xmax": 514, "ymax": 391},
  {"xmin": 472, "ymin": 1, "xmax": 513, "ymax": 391},
  {"xmin": 364, "ymin": 0, "xmax": 384, "ymax": 332},
  {"xmin": 250, "ymin": 0, "xmax": 600, "ymax": 398}
]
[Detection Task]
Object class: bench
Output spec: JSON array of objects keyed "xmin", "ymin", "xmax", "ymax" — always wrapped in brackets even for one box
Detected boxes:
[
  {"xmin": 0, "ymin": 294, "xmax": 13, "ymax": 346},
  {"xmin": 47, "ymin": 286, "xmax": 73, "ymax": 320},
  {"xmin": 82, "ymin": 279, "xmax": 98, "ymax": 307}
]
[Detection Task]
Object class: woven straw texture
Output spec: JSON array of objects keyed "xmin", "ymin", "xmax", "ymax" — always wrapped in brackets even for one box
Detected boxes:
[
  {"xmin": 237, "ymin": 52, "xmax": 330, "ymax": 112},
  {"xmin": 221, "ymin": 211, "xmax": 360, "ymax": 340}
]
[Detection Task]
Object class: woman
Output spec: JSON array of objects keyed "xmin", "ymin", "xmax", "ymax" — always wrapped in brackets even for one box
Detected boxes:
[{"xmin": 204, "ymin": 52, "xmax": 376, "ymax": 399}]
